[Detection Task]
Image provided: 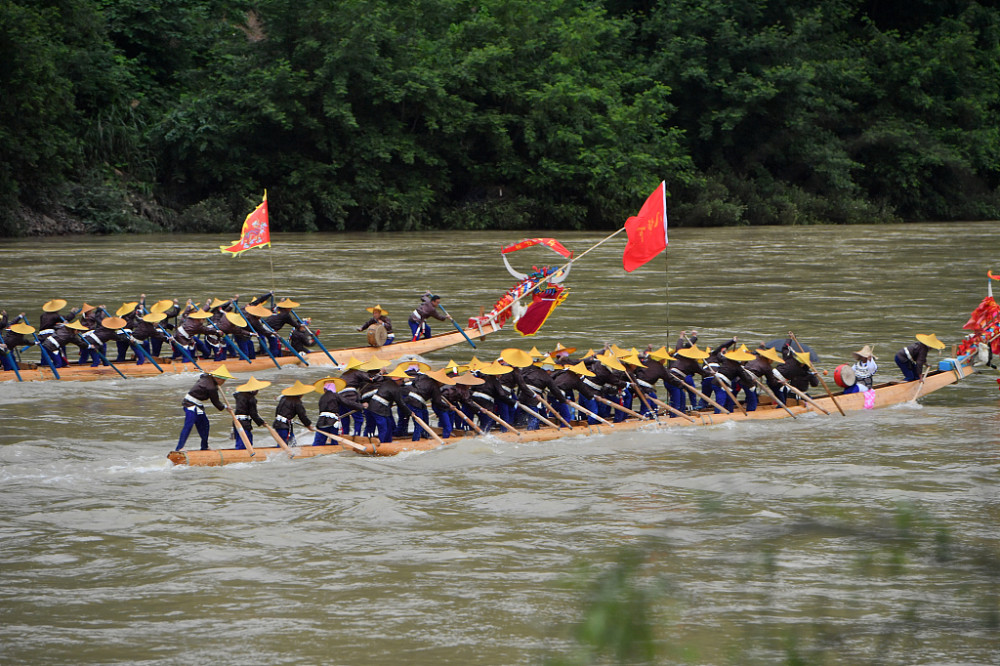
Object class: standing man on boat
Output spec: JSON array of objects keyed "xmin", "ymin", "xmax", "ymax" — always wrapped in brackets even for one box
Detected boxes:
[
  {"xmin": 176, "ymin": 365, "xmax": 235, "ymax": 451},
  {"xmin": 895, "ymin": 334, "xmax": 945, "ymax": 381},
  {"xmin": 408, "ymin": 292, "xmax": 451, "ymax": 341}
]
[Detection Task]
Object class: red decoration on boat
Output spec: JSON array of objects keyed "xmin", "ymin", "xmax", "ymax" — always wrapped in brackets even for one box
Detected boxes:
[
  {"xmin": 501, "ymin": 238, "xmax": 573, "ymax": 259},
  {"xmin": 514, "ymin": 286, "xmax": 568, "ymax": 337}
]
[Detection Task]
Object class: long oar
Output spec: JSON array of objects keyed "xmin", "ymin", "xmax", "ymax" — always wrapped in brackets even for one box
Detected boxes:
[
  {"xmin": 529, "ymin": 389, "xmax": 574, "ymax": 429},
  {"xmin": 622, "ymin": 368, "xmax": 662, "ymax": 422},
  {"xmin": 788, "ymin": 331, "xmax": 845, "ymax": 417},
  {"xmin": 410, "ymin": 412, "xmax": 446, "ymax": 445},
  {"xmin": 565, "ymin": 398, "xmax": 614, "ymax": 426},
  {"xmin": 677, "ymin": 379, "xmax": 729, "ymax": 414},
  {"xmin": 438, "ymin": 305, "xmax": 476, "ymax": 349},
  {"xmin": 1, "ymin": 348, "xmax": 23, "ymax": 381},
  {"xmin": 259, "ymin": 319, "xmax": 310, "ymax": 366},
  {"xmin": 289, "ymin": 309, "xmax": 338, "ymax": 365},
  {"xmin": 443, "ymin": 398, "xmax": 485, "ymax": 435},
  {"xmin": 261, "ymin": 422, "xmax": 297, "ymax": 455},
  {"xmin": 702, "ymin": 367, "xmax": 747, "ymax": 415},
  {"xmin": 474, "ymin": 404, "xmax": 522, "ymax": 436},
  {"xmin": 595, "ymin": 395, "xmax": 649, "ymax": 421},
  {"xmin": 204, "ymin": 320, "xmax": 252, "ymax": 364},
  {"xmin": 517, "ymin": 400, "xmax": 562, "ymax": 430},
  {"xmin": 911, "ymin": 366, "xmax": 932, "ymax": 402},
  {"xmin": 79, "ymin": 335, "xmax": 127, "ymax": 379},
  {"xmin": 749, "ymin": 374, "xmax": 797, "ymax": 419},
  {"xmin": 232, "ymin": 301, "xmax": 280, "ymax": 369},
  {"xmin": 647, "ymin": 396, "xmax": 696, "ymax": 423},
  {"xmin": 28, "ymin": 332, "xmax": 60, "ymax": 379},
  {"xmin": 314, "ymin": 426, "xmax": 368, "ymax": 453},
  {"xmin": 217, "ymin": 389, "xmax": 254, "ymax": 456},
  {"xmin": 777, "ymin": 379, "xmax": 830, "ymax": 415}
]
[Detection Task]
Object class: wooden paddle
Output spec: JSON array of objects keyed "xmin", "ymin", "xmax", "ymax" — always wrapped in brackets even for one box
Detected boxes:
[
  {"xmin": 261, "ymin": 422, "xmax": 296, "ymax": 455},
  {"xmin": 290, "ymin": 308, "xmax": 339, "ymax": 365},
  {"xmin": 647, "ymin": 396, "xmax": 697, "ymax": 423},
  {"xmin": 218, "ymin": 389, "xmax": 254, "ymax": 456},
  {"xmin": 565, "ymin": 398, "xmax": 614, "ymax": 426},
  {"xmin": 314, "ymin": 426, "xmax": 368, "ymax": 453},
  {"xmin": 410, "ymin": 412, "xmax": 446, "ymax": 445},
  {"xmin": 528, "ymin": 389, "xmax": 574, "ymax": 429},
  {"xmin": 676, "ymin": 379, "xmax": 730, "ymax": 414},
  {"xmin": 702, "ymin": 366, "xmax": 746, "ymax": 415},
  {"xmin": 443, "ymin": 398, "xmax": 485, "ymax": 435},
  {"xmin": 473, "ymin": 404, "xmax": 522, "ymax": 437},
  {"xmin": 517, "ymin": 401, "xmax": 562, "ymax": 430},
  {"xmin": 748, "ymin": 374, "xmax": 797, "ymax": 419},
  {"xmin": 595, "ymin": 395, "xmax": 649, "ymax": 421},
  {"xmin": 911, "ymin": 365, "xmax": 932, "ymax": 402},
  {"xmin": 788, "ymin": 331, "xmax": 845, "ymax": 416},
  {"xmin": 776, "ymin": 379, "xmax": 830, "ymax": 415}
]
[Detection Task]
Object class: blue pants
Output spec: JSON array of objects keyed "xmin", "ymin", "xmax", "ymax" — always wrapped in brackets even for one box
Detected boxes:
[
  {"xmin": 410, "ymin": 405, "xmax": 430, "ymax": 440},
  {"xmin": 341, "ymin": 404, "xmax": 363, "ymax": 436},
  {"xmin": 88, "ymin": 343, "xmax": 109, "ymax": 367},
  {"xmin": 637, "ymin": 390, "xmax": 658, "ymax": 417},
  {"xmin": 895, "ymin": 353, "xmax": 919, "ymax": 382},
  {"xmin": 233, "ymin": 426, "xmax": 254, "ymax": 449},
  {"xmin": 370, "ymin": 412, "xmax": 394, "ymax": 443},
  {"xmin": 177, "ymin": 407, "xmax": 210, "ymax": 450},
  {"xmin": 151, "ymin": 338, "xmax": 164, "ymax": 358},
  {"xmin": 578, "ymin": 396, "xmax": 600, "ymax": 424},
  {"xmin": 312, "ymin": 429, "xmax": 340, "ymax": 446},
  {"xmin": 434, "ymin": 407, "xmax": 453, "ymax": 438},
  {"xmin": 274, "ymin": 427, "xmax": 292, "ymax": 443},
  {"xmin": 134, "ymin": 340, "xmax": 152, "ymax": 365},
  {"xmin": 409, "ymin": 320, "xmax": 431, "ymax": 340},
  {"xmin": 115, "ymin": 340, "xmax": 131, "ymax": 363}
]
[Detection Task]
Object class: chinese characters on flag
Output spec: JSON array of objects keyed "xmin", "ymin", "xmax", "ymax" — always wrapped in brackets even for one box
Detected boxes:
[
  {"xmin": 622, "ymin": 181, "xmax": 668, "ymax": 272},
  {"xmin": 220, "ymin": 191, "xmax": 270, "ymax": 257}
]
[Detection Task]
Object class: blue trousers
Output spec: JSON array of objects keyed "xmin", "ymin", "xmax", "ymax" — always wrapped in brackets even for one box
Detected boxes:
[
  {"xmin": 341, "ymin": 404, "xmax": 363, "ymax": 436},
  {"xmin": 233, "ymin": 426, "xmax": 254, "ymax": 449},
  {"xmin": 410, "ymin": 405, "xmax": 430, "ymax": 440},
  {"xmin": 134, "ymin": 340, "xmax": 152, "ymax": 365},
  {"xmin": 578, "ymin": 396, "xmax": 600, "ymax": 424},
  {"xmin": 409, "ymin": 320, "xmax": 431, "ymax": 340},
  {"xmin": 370, "ymin": 412, "xmax": 394, "ymax": 443},
  {"xmin": 895, "ymin": 353, "xmax": 919, "ymax": 382},
  {"xmin": 177, "ymin": 407, "xmax": 210, "ymax": 450}
]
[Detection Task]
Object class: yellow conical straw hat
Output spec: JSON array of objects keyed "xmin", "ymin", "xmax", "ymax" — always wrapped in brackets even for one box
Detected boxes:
[
  {"xmin": 237, "ymin": 376, "xmax": 271, "ymax": 392},
  {"xmin": 210, "ymin": 364, "xmax": 236, "ymax": 380},
  {"xmin": 915, "ymin": 333, "xmax": 945, "ymax": 350},
  {"xmin": 281, "ymin": 380, "xmax": 316, "ymax": 396}
]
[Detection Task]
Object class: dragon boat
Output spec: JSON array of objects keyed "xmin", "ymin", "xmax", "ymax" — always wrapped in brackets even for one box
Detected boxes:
[{"xmin": 167, "ymin": 354, "xmax": 976, "ymax": 467}]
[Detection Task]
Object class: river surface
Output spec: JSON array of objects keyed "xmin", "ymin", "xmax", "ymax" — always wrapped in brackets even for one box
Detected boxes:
[{"xmin": 1, "ymin": 223, "xmax": 998, "ymax": 664}]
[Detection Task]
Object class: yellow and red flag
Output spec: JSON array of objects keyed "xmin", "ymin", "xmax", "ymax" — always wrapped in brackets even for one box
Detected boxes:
[
  {"xmin": 622, "ymin": 181, "xmax": 668, "ymax": 272},
  {"xmin": 220, "ymin": 191, "xmax": 270, "ymax": 257}
]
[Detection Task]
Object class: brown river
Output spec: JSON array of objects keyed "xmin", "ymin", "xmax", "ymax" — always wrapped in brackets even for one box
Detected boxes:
[{"xmin": 1, "ymin": 223, "xmax": 998, "ymax": 664}]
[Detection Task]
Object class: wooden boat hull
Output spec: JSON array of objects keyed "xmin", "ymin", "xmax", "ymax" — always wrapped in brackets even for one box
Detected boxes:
[
  {"xmin": 2, "ymin": 322, "xmax": 499, "ymax": 383},
  {"xmin": 168, "ymin": 362, "xmax": 975, "ymax": 466}
]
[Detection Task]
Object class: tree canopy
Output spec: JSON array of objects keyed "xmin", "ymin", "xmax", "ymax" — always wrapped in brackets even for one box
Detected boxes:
[{"xmin": 2, "ymin": 0, "xmax": 998, "ymax": 235}]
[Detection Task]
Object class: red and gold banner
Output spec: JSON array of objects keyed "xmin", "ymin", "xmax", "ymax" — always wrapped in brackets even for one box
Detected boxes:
[
  {"xmin": 220, "ymin": 191, "xmax": 270, "ymax": 257},
  {"xmin": 515, "ymin": 286, "xmax": 568, "ymax": 336},
  {"xmin": 501, "ymin": 238, "xmax": 572, "ymax": 259},
  {"xmin": 622, "ymin": 181, "xmax": 668, "ymax": 273}
]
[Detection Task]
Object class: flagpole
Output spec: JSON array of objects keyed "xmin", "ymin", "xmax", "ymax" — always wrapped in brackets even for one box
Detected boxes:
[
  {"xmin": 664, "ymin": 249, "xmax": 670, "ymax": 344},
  {"xmin": 268, "ymin": 244, "xmax": 275, "ymax": 295}
]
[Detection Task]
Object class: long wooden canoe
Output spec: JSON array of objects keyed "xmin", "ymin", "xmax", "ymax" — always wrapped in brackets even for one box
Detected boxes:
[
  {"xmin": 1, "ymin": 319, "xmax": 502, "ymax": 383},
  {"xmin": 167, "ymin": 359, "xmax": 976, "ymax": 466}
]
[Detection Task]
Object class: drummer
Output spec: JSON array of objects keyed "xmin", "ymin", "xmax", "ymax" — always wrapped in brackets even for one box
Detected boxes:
[
  {"xmin": 358, "ymin": 305, "xmax": 394, "ymax": 344},
  {"xmin": 850, "ymin": 345, "xmax": 878, "ymax": 392}
]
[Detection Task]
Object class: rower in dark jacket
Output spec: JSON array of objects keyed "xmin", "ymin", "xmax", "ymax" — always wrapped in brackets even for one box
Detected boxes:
[
  {"xmin": 264, "ymin": 299, "xmax": 299, "ymax": 357},
  {"xmin": 364, "ymin": 365, "xmax": 412, "ymax": 443},
  {"xmin": 177, "ymin": 365, "xmax": 234, "ymax": 451},
  {"xmin": 1, "ymin": 316, "xmax": 34, "ymax": 371},
  {"xmin": 311, "ymin": 376, "xmax": 353, "ymax": 444},
  {"xmin": 272, "ymin": 380, "xmax": 315, "ymax": 443},
  {"xmin": 632, "ymin": 348, "xmax": 674, "ymax": 417},
  {"xmin": 289, "ymin": 323, "xmax": 316, "ymax": 354},
  {"xmin": 518, "ymin": 363, "xmax": 567, "ymax": 429},
  {"xmin": 895, "ymin": 333, "xmax": 945, "ymax": 381},
  {"xmin": 772, "ymin": 345, "xmax": 819, "ymax": 401},
  {"xmin": 132, "ymin": 312, "xmax": 169, "ymax": 365},
  {"xmin": 667, "ymin": 345, "xmax": 711, "ymax": 413},
  {"xmin": 716, "ymin": 345, "xmax": 758, "ymax": 411},
  {"xmin": 470, "ymin": 362, "xmax": 515, "ymax": 432},
  {"xmin": 698, "ymin": 338, "xmax": 737, "ymax": 409},
  {"xmin": 405, "ymin": 369, "xmax": 456, "ymax": 440},
  {"xmin": 233, "ymin": 377, "xmax": 270, "ymax": 449},
  {"xmin": 552, "ymin": 362, "xmax": 599, "ymax": 424},
  {"xmin": 81, "ymin": 316, "xmax": 127, "ymax": 367}
]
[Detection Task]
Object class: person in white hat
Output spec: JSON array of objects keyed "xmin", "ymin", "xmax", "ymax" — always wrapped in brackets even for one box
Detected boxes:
[{"xmin": 851, "ymin": 345, "xmax": 878, "ymax": 392}]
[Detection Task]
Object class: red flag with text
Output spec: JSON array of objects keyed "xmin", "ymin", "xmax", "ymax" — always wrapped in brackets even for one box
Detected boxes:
[
  {"xmin": 220, "ymin": 191, "xmax": 270, "ymax": 257},
  {"xmin": 622, "ymin": 181, "xmax": 668, "ymax": 272}
]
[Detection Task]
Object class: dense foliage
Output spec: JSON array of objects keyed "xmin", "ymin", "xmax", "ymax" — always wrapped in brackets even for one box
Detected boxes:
[{"xmin": 2, "ymin": 0, "xmax": 998, "ymax": 235}]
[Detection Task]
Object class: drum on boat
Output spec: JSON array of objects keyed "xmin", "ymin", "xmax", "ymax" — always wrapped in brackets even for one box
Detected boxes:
[
  {"xmin": 833, "ymin": 364, "xmax": 856, "ymax": 388},
  {"xmin": 367, "ymin": 323, "xmax": 388, "ymax": 347}
]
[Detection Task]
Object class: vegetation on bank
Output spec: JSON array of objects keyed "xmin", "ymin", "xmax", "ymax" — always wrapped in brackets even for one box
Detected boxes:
[{"xmin": 2, "ymin": 0, "xmax": 999, "ymax": 236}]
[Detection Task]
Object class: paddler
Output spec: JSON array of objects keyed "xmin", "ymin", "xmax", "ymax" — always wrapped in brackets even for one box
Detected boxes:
[
  {"xmin": 264, "ymin": 298, "xmax": 300, "ymax": 357},
  {"xmin": 147, "ymin": 298, "xmax": 180, "ymax": 357},
  {"xmin": 338, "ymin": 357, "xmax": 371, "ymax": 436},
  {"xmin": 552, "ymin": 362, "xmax": 600, "ymax": 424},
  {"xmin": 1, "ymin": 317, "xmax": 35, "ymax": 371},
  {"xmin": 717, "ymin": 344, "xmax": 757, "ymax": 411},
  {"xmin": 744, "ymin": 346, "xmax": 784, "ymax": 409},
  {"xmin": 312, "ymin": 376, "xmax": 364, "ymax": 443},
  {"xmin": 38, "ymin": 299, "xmax": 69, "ymax": 333},
  {"xmin": 515, "ymin": 350, "xmax": 567, "ymax": 429},
  {"xmin": 405, "ymin": 368, "xmax": 456, "ymax": 440},
  {"xmin": 632, "ymin": 347, "xmax": 674, "ymax": 417},
  {"xmin": 408, "ymin": 292, "xmax": 451, "ymax": 341},
  {"xmin": 112, "ymin": 301, "xmax": 142, "ymax": 362},
  {"xmin": 698, "ymin": 337, "xmax": 737, "ymax": 409},
  {"xmin": 174, "ymin": 305, "xmax": 214, "ymax": 360},
  {"xmin": 217, "ymin": 309, "xmax": 253, "ymax": 361},
  {"xmin": 176, "ymin": 365, "xmax": 235, "ymax": 451},
  {"xmin": 851, "ymin": 345, "xmax": 878, "ymax": 391},
  {"xmin": 551, "ymin": 343, "xmax": 579, "ymax": 366},
  {"xmin": 895, "ymin": 334, "xmax": 944, "ymax": 381},
  {"xmin": 131, "ymin": 312, "xmax": 169, "ymax": 365},
  {"xmin": 363, "ymin": 364, "xmax": 412, "ymax": 443},
  {"xmin": 81, "ymin": 316, "xmax": 128, "ymax": 367},
  {"xmin": 469, "ymin": 361, "xmax": 514, "ymax": 432},
  {"xmin": 358, "ymin": 305, "xmax": 394, "ymax": 345},
  {"xmin": 773, "ymin": 345, "xmax": 819, "ymax": 401},
  {"xmin": 289, "ymin": 320, "xmax": 317, "ymax": 354},
  {"xmin": 232, "ymin": 377, "xmax": 270, "ymax": 449},
  {"xmin": 272, "ymin": 380, "xmax": 315, "ymax": 444},
  {"xmin": 40, "ymin": 319, "xmax": 89, "ymax": 367}
]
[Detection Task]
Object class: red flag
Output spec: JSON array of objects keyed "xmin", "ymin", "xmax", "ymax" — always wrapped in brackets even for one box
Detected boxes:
[
  {"xmin": 514, "ymin": 286, "xmax": 569, "ymax": 336},
  {"xmin": 622, "ymin": 181, "xmax": 668, "ymax": 272},
  {"xmin": 220, "ymin": 191, "xmax": 271, "ymax": 257}
]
